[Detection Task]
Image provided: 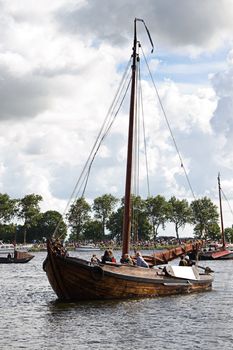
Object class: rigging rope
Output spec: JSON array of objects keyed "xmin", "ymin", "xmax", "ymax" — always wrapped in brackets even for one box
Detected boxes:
[
  {"xmin": 138, "ymin": 44, "xmax": 213, "ymax": 241},
  {"xmin": 54, "ymin": 32, "xmax": 205, "ymax": 240},
  {"xmin": 74, "ymin": 58, "xmax": 132, "ymax": 202},
  {"xmin": 221, "ymin": 188, "xmax": 233, "ymax": 219},
  {"xmin": 80, "ymin": 76, "xmax": 132, "ymax": 199},
  {"xmin": 140, "ymin": 45, "xmax": 197, "ymax": 201},
  {"xmin": 131, "ymin": 46, "xmax": 152, "ymax": 242},
  {"xmin": 138, "ymin": 58, "xmax": 150, "ymax": 197},
  {"xmin": 53, "ymin": 58, "xmax": 132, "ymax": 238}
]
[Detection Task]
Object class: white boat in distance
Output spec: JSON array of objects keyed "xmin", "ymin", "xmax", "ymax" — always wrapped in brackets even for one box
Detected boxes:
[
  {"xmin": 15, "ymin": 244, "xmax": 34, "ymax": 252},
  {"xmin": 0, "ymin": 242, "xmax": 15, "ymax": 254},
  {"xmin": 75, "ymin": 244, "xmax": 101, "ymax": 252},
  {"xmin": 0, "ymin": 241, "xmax": 33, "ymax": 253}
]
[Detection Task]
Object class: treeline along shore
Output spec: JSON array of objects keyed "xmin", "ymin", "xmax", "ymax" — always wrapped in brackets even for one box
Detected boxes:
[{"xmin": 0, "ymin": 192, "xmax": 232, "ymax": 244}]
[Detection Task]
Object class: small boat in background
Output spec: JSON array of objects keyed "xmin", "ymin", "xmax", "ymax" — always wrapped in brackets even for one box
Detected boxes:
[
  {"xmin": 189, "ymin": 246, "xmax": 233, "ymax": 260},
  {"xmin": 75, "ymin": 244, "xmax": 100, "ymax": 252},
  {"xmin": 0, "ymin": 241, "xmax": 34, "ymax": 264},
  {"xmin": 189, "ymin": 174, "xmax": 233, "ymax": 261},
  {"xmin": 15, "ymin": 244, "xmax": 34, "ymax": 252}
]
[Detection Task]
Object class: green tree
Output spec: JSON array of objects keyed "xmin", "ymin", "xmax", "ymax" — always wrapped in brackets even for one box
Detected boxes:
[
  {"xmin": 168, "ymin": 196, "xmax": 192, "ymax": 242},
  {"xmin": 205, "ymin": 222, "xmax": 221, "ymax": 241},
  {"xmin": 190, "ymin": 197, "xmax": 219, "ymax": 239},
  {"xmin": 82, "ymin": 220, "xmax": 102, "ymax": 241},
  {"xmin": 17, "ymin": 194, "xmax": 43, "ymax": 243},
  {"xmin": 131, "ymin": 195, "xmax": 151, "ymax": 241},
  {"xmin": 93, "ymin": 194, "xmax": 118, "ymax": 237},
  {"xmin": 0, "ymin": 193, "xmax": 17, "ymax": 224},
  {"xmin": 29, "ymin": 210, "xmax": 67, "ymax": 241},
  {"xmin": 145, "ymin": 195, "xmax": 169, "ymax": 239},
  {"xmin": 66, "ymin": 197, "xmax": 91, "ymax": 240},
  {"xmin": 223, "ymin": 227, "xmax": 233, "ymax": 243},
  {"xmin": 0, "ymin": 224, "xmax": 17, "ymax": 242},
  {"xmin": 107, "ymin": 206, "xmax": 124, "ymax": 241}
]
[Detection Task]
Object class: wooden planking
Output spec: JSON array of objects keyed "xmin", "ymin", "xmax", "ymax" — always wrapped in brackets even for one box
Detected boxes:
[{"xmin": 44, "ymin": 247, "xmax": 213, "ymax": 301}]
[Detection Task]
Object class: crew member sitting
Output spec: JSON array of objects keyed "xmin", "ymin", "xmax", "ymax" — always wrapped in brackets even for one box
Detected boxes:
[
  {"xmin": 91, "ymin": 254, "xmax": 100, "ymax": 264},
  {"xmin": 101, "ymin": 249, "xmax": 116, "ymax": 264},
  {"xmin": 120, "ymin": 253, "xmax": 134, "ymax": 265},
  {"xmin": 185, "ymin": 255, "xmax": 194, "ymax": 266},
  {"xmin": 136, "ymin": 252, "xmax": 149, "ymax": 268},
  {"xmin": 179, "ymin": 255, "xmax": 187, "ymax": 266}
]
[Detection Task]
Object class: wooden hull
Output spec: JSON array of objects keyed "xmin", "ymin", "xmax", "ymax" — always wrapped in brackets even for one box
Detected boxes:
[
  {"xmin": 0, "ymin": 257, "xmax": 34, "ymax": 264},
  {"xmin": 145, "ymin": 241, "xmax": 204, "ymax": 265},
  {"xmin": 43, "ymin": 241, "xmax": 213, "ymax": 301},
  {"xmin": 189, "ymin": 249, "xmax": 233, "ymax": 261}
]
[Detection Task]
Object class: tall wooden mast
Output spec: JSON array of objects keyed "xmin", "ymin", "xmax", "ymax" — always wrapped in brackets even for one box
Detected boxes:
[
  {"xmin": 122, "ymin": 19, "xmax": 138, "ymax": 255},
  {"xmin": 218, "ymin": 173, "xmax": 225, "ymax": 248}
]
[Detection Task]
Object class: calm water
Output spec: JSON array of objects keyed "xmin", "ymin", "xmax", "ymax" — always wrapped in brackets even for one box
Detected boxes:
[{"xmin": 0, "ymin": 250, "xmax": 233, "ymax": 350}]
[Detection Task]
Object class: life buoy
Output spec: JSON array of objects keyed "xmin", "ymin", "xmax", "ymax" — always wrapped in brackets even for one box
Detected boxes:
[{"xmin": 91, "ymin": 266, "xmax": 104, "ymax": 281}]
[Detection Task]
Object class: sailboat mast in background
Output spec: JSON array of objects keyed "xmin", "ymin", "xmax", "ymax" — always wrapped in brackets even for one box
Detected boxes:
[{"xmin": 218, "ymin": 173, "xmax": 225, "ymax": 248}]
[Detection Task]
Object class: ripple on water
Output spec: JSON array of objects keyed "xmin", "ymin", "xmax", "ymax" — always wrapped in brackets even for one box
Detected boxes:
[{"xmin": 0, "ymin": 252, "xmax": 233, "ymax": 349}]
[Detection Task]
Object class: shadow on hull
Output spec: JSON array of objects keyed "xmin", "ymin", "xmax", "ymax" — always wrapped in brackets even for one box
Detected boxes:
[{"xmin": 43, "ymin": 241, "xmax": 213, "ymax": 301}]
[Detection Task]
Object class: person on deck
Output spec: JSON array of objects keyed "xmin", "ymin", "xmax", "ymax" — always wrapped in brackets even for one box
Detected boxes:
[
  {"xmin": 136, "ymin": 252, "xmax": 149, "ymax": 268},
  {"xmin": 91, "ymin": 254, "xmax": 100, "ymax": 264},
  {"xmin": 185, "ymin": 255, "xmax": 194, "ymax": 266},
  {"xmin": 101, "ymin": 249, "xmax": 116, "ymax": 264},
  {"xmin": 179, "ymin": 255, "xmax": 187, "ymax": 266},
  {"xmin": 108, "ymin": 249, "xmax": 116, "ymax": 263},
  {"xmin": 120, "ymin": 253, "xmax": 134, "ymax": 265}
]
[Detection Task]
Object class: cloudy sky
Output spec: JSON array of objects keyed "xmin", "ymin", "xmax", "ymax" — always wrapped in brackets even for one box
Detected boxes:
[{"xmin": 1, "ymin": 0, "xmax": 233, "ymax": 236}]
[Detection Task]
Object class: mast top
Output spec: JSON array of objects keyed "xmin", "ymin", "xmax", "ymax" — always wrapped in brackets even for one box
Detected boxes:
[{"xmin": 134, "ymin": 18, "xmax": 154, "ymax": 53}]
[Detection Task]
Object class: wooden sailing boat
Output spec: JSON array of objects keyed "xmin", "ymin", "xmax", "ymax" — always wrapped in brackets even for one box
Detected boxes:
[
  {"xmin": 0, "ymin": 241, "xmax": 34, "ymax": 264},
  {"xmin": 189, "ymin": 174, "xmax": 233, "ymax": 261},
  {"xmin": 43, "ymin": 19, "xmax": 213, "ymax": 301}
]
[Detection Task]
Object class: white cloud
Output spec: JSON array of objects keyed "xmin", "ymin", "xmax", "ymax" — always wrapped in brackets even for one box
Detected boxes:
[
  {"xmin": 0, "ymin": 1, "xmax": 233, "ymax": 237},
  {"xmin": 56, "ymin": 0, "xmax": 233, "ymax": 54}
]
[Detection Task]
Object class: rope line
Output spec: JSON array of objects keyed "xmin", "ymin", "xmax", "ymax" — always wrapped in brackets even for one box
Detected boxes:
[
  {"xmin": 221, "ymin": 189, "xmax": 233, "ymax": 218},
  {"xmin": 53, "ymin": 58, "xmax": 132, "ymax": 238},
  {"xmin": 140, "ymin": 45, "xmax": 196, "ymax": 201},
  {"xmin": 138, "ymin": 59, "xmax": 150, "ymax": 197}
]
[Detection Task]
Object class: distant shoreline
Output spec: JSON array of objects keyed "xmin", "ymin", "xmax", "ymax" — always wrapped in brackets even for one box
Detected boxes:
[{"xmin": 29, "ymin": 244, "xmax": 180, "ymax": 252}]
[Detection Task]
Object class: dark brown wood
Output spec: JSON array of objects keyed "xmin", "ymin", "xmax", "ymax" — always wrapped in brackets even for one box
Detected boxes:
[
  {"xmin": 189, "ymin": 248, "xmax": 233, "ymax": 260},
  {"xmin": 143, "ymin": 241, "xmax": 204, "ymax": 265},
  {"xmin": 43, "ymin": 240, "xmax": 213, "ymax": 301},
  {"xmin": 122, "ymin": 19, "xmax": 137, "ymax": 256}
]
